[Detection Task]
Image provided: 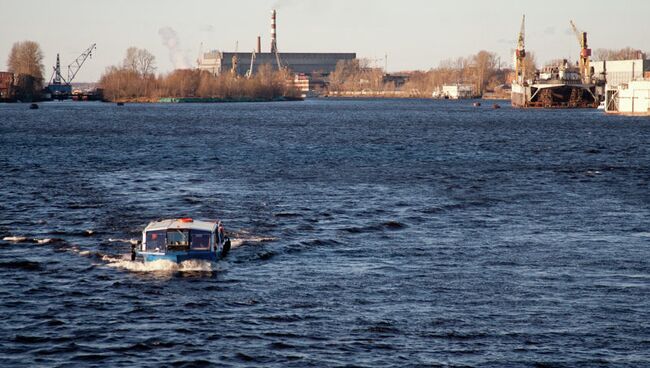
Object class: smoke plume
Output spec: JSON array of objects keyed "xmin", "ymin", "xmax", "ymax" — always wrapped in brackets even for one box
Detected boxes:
[{"xmin": 158, "ymin": 26, "xmax": 190, "ymax": 69}]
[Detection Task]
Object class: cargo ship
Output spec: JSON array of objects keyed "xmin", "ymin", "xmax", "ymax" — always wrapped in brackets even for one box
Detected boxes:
[
  {"xmin": 511, "ymin": 61, "xmax": 599, "ymax": 108},
  {"xmin": 511, "ymin": 16, "xmax": 599, "ymax": 109}
]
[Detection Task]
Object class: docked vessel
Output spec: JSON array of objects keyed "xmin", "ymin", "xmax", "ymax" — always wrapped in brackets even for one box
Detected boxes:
[
  {"xmin": 132, "ymin": 218, "xmax": 231, "ymax": 263},
  {"xmin": 511, "ymin": 16, "xmax": 599, "ymax": 109}
]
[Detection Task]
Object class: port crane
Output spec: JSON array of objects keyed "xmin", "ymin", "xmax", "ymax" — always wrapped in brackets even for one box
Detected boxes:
[
  {"xmin": 48, "ymin": 43, "xmax": 97, "ymax": 98},
  {"xmin": 245, "ymin": 49, "xmax": 257, "ymax": 79},
  {"xmin": 49, "ymin": 43, "xmax": 97, "ymax": 86},
  {"xmin": 569, "ymin": 20, "xmax": 592, "ymax": 84},
  {"xmin": 514, "ymin": 15, "xmax": 526, "ymax": 85},
  {"xmin": 231, "ymin": 41, "xmax": 239, "ymax": 75}
]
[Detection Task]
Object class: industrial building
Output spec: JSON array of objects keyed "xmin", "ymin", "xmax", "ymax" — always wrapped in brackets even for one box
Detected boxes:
[
  {"xmin": 0, "ymin": 72, "xmax": 15, "ymax": 102},
  {"xmin": 199, "ymin": 51, "xmax": 356, "ymax": 76},
  {"xmin": 592, "ymin": 59, "xmax": 650, "ymax": 87},
  {"xmin": 197, "ymin": 10, "xmax": 356, "ymax": 79},
  {"xmin": 605, "ymin": 79, "xmax": 650, "ymax": 115}
]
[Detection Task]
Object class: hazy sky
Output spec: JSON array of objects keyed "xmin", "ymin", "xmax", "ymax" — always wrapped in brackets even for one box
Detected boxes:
[{"xmin": 1, "ymin": 0, "xmax": 649, "ymax": 82}]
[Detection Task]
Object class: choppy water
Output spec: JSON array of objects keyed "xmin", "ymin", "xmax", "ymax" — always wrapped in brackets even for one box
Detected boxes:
[{"xmin": 1, "ymin": 99, "xmax": 649, "ymax": 367}]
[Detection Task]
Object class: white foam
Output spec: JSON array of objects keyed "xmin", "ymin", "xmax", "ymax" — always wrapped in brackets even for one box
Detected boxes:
[
  {"xmin": 230, "ymin": 236, "xmax": 277, "ymax": 248},
  {"xmin": 108, "ymin": 238, "xmax": 139, "ymax": 245},
  {"xmin": 3, "ymin": 236, "xmax": 28, "ymax": 242},
  {"xmin": 105, "ymin": 257, "xmax": 218, "ymax": 273},
  {"xmin": 36, "ymin": 238, "xmax": 53, "ymax": 244}
]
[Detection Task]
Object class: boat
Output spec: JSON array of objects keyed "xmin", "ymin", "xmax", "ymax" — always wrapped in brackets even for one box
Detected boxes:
[
  {"xmin": 132, "ymin": 218, "xmax": 231, "ymax": 263},
  {"xmin": 511, "ymin": 16, "xmax": 600, "ymax": 109},
  {"xmin": 512, "ymin": 61, "xmax": 599, "ymax": 108}
]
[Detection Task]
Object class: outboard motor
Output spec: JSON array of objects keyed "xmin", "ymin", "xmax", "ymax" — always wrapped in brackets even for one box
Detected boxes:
[
  {"xmin": 131, "ymin": 241, "xmax": 139, "ymax": 261},
  {"xmin": 221, "ymin": 237, "xmax": 231, "ymax": 259}
]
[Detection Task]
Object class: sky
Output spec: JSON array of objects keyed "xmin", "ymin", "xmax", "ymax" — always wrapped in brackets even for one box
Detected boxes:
[{"xmin": 1, "ymin": 0, "xmax": 649, "ymax": 82}]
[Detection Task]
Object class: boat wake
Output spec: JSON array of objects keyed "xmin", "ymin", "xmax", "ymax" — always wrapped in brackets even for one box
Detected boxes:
[{"xmin": 102, "ymin": 254, "xmax": 218, "ymax": 273}]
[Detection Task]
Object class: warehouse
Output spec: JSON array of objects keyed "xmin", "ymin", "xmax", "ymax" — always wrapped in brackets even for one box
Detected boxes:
[
  {"xmin": 592, "ymin": 58, "xmax": 650, "ymax": 87},
  {"xmin": 197, "ymin": 10, "xmax": 356, "ymax": 78}
]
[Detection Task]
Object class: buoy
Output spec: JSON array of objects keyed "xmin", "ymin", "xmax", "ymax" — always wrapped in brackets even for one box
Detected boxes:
[
  {"xmin": 29, "ymin": 103, "xmax": 39, "ymax": 109},
  {"xmin": 179, "ymin": 217, "xmax": 193, "ymax": 223},
  {"xmin": 473, "ymin": 102, "xmax": 481, "ymax": 107},
  {"xmin": 493, "ymin": 104, "xmax": 501, "ymax": 109}
]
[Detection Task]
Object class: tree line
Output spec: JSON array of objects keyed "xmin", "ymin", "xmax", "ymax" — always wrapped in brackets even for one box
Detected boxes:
[
  {"xmin": 328, "ymin": 50, "xmax": 536, "ymax": 98},
  {"xmin": 99, "ymin": 47, "xmax": 299, "ymax": 102}
]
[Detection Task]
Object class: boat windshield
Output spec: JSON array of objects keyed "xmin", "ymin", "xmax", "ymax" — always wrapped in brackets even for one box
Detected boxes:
[
  {"xmin": 191, "ymin": 230, "xmax": 211, "ymax": 251},
  {"xmin": 146, "ymin": 230, "xmax": 166, "ymax": 252},
  {"xmin": 167, "ymin": 229, "xmax": 189, "ymax": 249}
]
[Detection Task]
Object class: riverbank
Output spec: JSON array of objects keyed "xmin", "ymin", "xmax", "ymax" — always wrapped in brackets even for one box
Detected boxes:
[{"xmin": 107, "ymin": 95, "xmax": 304, "ymax": 103}]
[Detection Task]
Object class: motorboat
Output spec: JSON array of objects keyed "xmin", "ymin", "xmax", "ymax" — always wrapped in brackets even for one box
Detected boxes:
[{"xmin": 132, "ymin": 218, "xmax": 231, "ymax": 263}]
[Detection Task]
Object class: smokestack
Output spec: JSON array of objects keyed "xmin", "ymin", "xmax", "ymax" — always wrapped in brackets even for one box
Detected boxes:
[
  {"xmin": 257, "ymin": 36, "xmax": 261, "ymax": 54},
  {"xmin": 270, "ymin": 9, "xmax": 277, "ymax": 53}
]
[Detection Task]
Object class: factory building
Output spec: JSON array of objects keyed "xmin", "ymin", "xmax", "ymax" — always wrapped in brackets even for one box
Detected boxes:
[
  {"xmin": 197, "ymin": 10, "xmax": 356, "ymax": 79},
  {"xmin": 199, "ymin": 51, "xmax": 356, "ymax": 76},
  {"xmin": 592, "ymin": 58, "xmax": 650, "ymax": 87}
]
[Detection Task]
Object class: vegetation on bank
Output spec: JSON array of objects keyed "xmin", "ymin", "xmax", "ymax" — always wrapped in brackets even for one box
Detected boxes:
[
  {"xmin": 329, "ymin": 50, "xmax": 537, "ymax": 98},
  {"xmin": 5, "ymin": 41, "xmax": 45, "ymax": 101},
  {"xmin": 99, "ymin": 47, "xmax": 300, "ymax": 102}
]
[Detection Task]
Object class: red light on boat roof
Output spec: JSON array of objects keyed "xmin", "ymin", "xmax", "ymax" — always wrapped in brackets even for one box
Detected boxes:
[{"xmin": 179, "ymin": 218, "xmax": 193, "ymax": 223}]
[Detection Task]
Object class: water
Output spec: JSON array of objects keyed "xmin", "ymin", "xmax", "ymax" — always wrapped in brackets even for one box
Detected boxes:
[{"xmin": 1, "ymin": 99, "xmax": 649, "ymax": 367}]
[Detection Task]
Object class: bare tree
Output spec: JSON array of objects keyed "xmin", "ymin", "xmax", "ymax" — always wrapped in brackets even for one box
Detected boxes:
[
  {"xmin": 593, "ymin": 47, "xmax": 645, "ymax": 61},
  {"xmin": 123, "ymin": 47, "xmax": 157, "ymax": 76},
  {"xmin": 473, "ymin": 50, "xmax": 498, "ymax": 95},
  {"xmin": 7, "ymin": 40, "xmax": 45, "ymax": 82}
]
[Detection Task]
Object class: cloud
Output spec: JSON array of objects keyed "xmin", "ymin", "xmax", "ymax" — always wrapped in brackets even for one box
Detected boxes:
[{"xmin": 158, "ymin": 26, "xmax": 190, "ymax": 69}]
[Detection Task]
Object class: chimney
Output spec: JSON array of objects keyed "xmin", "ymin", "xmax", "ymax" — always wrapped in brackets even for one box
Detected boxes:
[
  {"xmin": 270, "ymin": 9, "xmax": 277, "ymax": 53},
  {"xmin": 257, "ymin": 36, "xmax": 261, "ymax": 54}
]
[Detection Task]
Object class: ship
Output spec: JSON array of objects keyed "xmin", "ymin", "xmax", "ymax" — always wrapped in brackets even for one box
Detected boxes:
[{"xmin": 511, "ymin": 16, "xmax": 599, "ymax": 109}]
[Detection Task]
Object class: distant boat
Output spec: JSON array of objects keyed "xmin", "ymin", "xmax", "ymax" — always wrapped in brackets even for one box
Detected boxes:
[{"xmin": 133, "ymin": 218, "xmax": 231, "ymax": 263}]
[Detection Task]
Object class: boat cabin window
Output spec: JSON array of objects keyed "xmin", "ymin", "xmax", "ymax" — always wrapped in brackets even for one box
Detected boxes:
[
  {"xmin": 146, "ymin": 230, "xmax": 166, "ymax": 252},
  {"xmin": 167, "ymin": 229, "xmax": 189, "ymax": 250},
  {"xmin": 191, "ymin": 230, "xmax": 211, "ymax": 251}
]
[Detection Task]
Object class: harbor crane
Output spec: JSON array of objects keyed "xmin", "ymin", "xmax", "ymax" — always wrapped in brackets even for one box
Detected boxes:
[
  {"xmin": 514, "ymin": 15, "xmax": 526, "ymax": 84},
  {"xmin": 245, "ymin": 49, "xmax": 257, "ymax": 79},
  {"xmin": 48, "ymin": 43, "xmax": 97, "ymax": 98},
  {"xmin": 231, "ymin": 41, "xmax": 239, "ymax": 75},
  {"xmin": 50, "ymin": 43, "xmax": 97, "ymax": 86},
  {"xmin": 570, "ymin": 20, "xmax": 592, "ymax": 84}
]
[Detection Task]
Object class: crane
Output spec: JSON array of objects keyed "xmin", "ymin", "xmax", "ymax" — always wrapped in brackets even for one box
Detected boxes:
[
  {"xmin": 570, "ymin": 20, "xmax": 592, "ymax": 84},
  {"xmin": 47, "ymin": 43, "xmax": 96, "ymax": 98},
  {"xmin": 231, "ymin": 41, "xmax": 239, "ymax": 75},
  {"xmin": 67, "ymin": 43, "xmax": 96, "ymax": 84},
  {"xmin": 245, "ymin": 49, "xmax": 257, "ymax": 79},
  {"xmin": 514, "ymin": 15, "xmax": 526, "ymax": 84}
]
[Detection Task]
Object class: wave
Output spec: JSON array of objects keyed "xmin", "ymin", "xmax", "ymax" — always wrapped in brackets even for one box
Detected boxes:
[
  {"xmin": 230, "ymin": 236, "xmax": 277, "ymax": 248},
  {"xmin": 0, "ymin": 260, "xmax": 43, "ymax": 271},
  {"xmin": 103, "ymin": 255, "xmax": 218, "ymax": 273},
  {"xmin": 2, "ymin": 236, "xmax": 62, "ymax": 244},
  {"xmin": 107, "ymin": 238, "xmax": 140, "ymax": 245}
]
